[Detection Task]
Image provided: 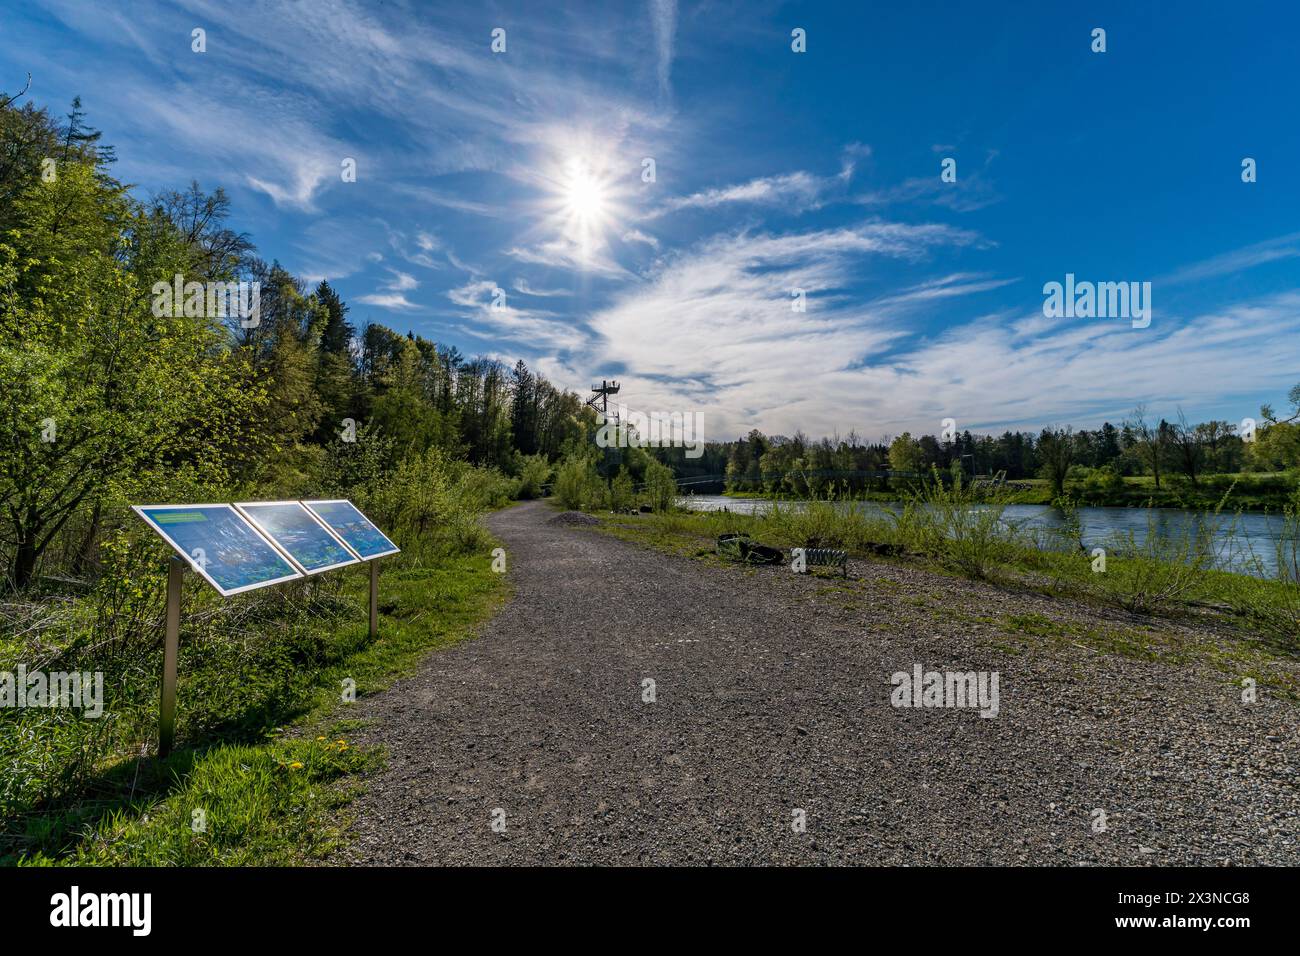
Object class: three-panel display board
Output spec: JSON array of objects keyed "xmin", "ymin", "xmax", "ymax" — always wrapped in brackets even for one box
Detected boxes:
[{"xmin": 132, "ymin": 499, "xmax": 399, "ymax": 596}]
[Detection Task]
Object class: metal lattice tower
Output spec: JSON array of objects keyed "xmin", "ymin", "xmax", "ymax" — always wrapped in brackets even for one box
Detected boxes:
[
  {"xmin": 587, "ymin": 379, "xmax": 621, "ymax": 419},
  {"xmin": 588, "ymin": 379, "xmax": 622, "ymax": 488}
]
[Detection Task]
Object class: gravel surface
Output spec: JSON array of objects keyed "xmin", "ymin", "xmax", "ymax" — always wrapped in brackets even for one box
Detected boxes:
[
  {"xmin": 341, "ymin": 500, "xmax": 1298, "ymax": 865},
  {"xmin": 547, "ymin": 510, "xmax": 600, "ymax": 526}
]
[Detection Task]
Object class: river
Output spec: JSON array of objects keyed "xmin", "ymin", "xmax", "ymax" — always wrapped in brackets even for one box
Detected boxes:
[{"xmin": 679, "ymin": 495, "xmax": 1291, "ymax": 578}]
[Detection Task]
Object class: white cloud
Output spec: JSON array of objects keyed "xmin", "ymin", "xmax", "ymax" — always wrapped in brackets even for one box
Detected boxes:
[
  {"xmin": 621, "ymin": 229, "xmax": 660, "ymax": 248},
  {"xmin": 855, "ymin": 152, "xmax": 1002, "ymax": 214},
  {"xmin": 574, "ymin": 221, "xmax": 982, "ymax": 436},
  {"xmin": 514, "ymin": 278, "xmax": 571, "ymax": 297},
  {"xmin": 871, "ymin": 272, "xmax": 1019, "ymax": 310},
  {"xmin": 568, "ymin": 218, "xmax": 1300, "ymax": 441},
  {"xmin": 1161, "ymin": 232, "xmax": 1300, "ymax": 285},
  {"xmin": 448, "ymin": 280, "xmax": 585, "ymax": 350},
  {"xmin": 506, "ymin": 238, "xmax": 630, "ymax": 279},
  {"xmin": 356, "ymin": 292, "xmax": 420, "ymax": 311},
  {"xmin": 649, "ymin": 170, "xmax": 843, "ymax": 219},
  {"xmin": 650, "ymin": 0, "xmax": 677, "ymax": 98},
  {"xmin": 384, "ymin": 269, "xmax": 419, "ymax": 292}
]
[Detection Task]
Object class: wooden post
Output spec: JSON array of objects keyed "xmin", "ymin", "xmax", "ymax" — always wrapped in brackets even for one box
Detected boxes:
[{"xmin": 159, "ymin": 557, "xmax": 183, "ymax": 757}]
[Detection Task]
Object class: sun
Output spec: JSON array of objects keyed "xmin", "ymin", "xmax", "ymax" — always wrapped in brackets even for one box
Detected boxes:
[
  {"xmin": 563, "ymin": 160, "xmax": 607, "ymax": 224},
  {"xmin": 547, "ymin": 155, "xmax": 622, "ymax": 264}
]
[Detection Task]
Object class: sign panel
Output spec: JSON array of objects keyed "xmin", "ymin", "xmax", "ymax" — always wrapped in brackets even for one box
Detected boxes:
[
  {"xmin": 132, "ymin": 504, "xmax": 303, "ymax": 596},
  {"xmin": 234, "ymin": 501, "xmax": 361, "ymax": 574},
  {"xmin": 301, "ymin": 500, "xmax": 400, "ymax": 560}
]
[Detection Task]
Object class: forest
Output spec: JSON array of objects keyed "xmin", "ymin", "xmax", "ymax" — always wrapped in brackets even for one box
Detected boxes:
[{"xmin": 0, "ymin": 94, "xmax": 604, "ymax": 592}]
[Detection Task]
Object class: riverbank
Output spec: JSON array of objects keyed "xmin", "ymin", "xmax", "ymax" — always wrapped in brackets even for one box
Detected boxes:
[
  {"xmin": 720, "ymin": 472, "xmax": 1296, "ymax": 512},
  {"xmin": 596, "ymin": 503, "xmax": 1299, "ymax": 684}
]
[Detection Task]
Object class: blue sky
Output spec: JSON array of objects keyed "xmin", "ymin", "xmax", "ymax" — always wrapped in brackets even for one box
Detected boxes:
[{"xmin": 4, "ymin": 0, "xmax": 1299, "ymax": 441}]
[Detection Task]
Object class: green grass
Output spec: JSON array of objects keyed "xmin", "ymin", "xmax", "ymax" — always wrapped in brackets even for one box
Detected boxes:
[
  {"xmin": 723, "ymin": 471, "xmax": 1295, "ymax": 511},
  {"xmin": 3, "ymin": 538, "xmax": 507, "ymax": 866},
  {"xmin": 965, "ymin": 610, "xmax": 1298, "ymax": 699},
  {"xmin": 586, "ymin": 499, "xmax": 1300, "ymax": 675}
]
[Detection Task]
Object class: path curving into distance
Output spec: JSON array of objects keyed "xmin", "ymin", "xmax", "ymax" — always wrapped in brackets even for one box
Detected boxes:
[{"xmin": 341, "ymin": 500, "xmax": 1298, "ymax": 865}]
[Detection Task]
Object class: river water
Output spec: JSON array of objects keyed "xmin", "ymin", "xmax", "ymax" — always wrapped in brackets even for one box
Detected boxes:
[{"xmin": 679, "ymin": 495, "xmax": 1291, "ymax": 578}]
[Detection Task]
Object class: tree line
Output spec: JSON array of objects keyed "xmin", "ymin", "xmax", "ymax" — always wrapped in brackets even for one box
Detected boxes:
[
  {"xmin": 713, "ymin": 400, "xmax": 1295, "ymax": 499},
  {"xmin": 0, "ymin": 94, "xmax": 593, "ymax": 589}
]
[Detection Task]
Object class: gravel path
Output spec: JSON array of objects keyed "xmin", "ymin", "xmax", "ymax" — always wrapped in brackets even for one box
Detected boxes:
[{"xmin": 341, "ymin": 500, "xmax": 1298, "ymax": 865}]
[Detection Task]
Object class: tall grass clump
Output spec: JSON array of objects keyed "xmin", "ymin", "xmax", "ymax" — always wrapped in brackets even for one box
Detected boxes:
[
  {"xmin": 1083, "ymin": 505, "xmax": 1221, "ymax": 614},
  {"xmin": 889, "ymin": 470, "xmax": 1019, "ymax": 579},
  {"xmin": 1230, "ymin": 489, "xmax": 1300, "ymax": 643}
]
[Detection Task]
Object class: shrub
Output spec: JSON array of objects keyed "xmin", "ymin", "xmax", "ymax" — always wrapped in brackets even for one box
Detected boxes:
[
  {"xmin": 1083, "ymin": 464, "xmax": 1126, "ymax": 496},
  {"xmin": 642, "ymin": 458, "xmax": 678, "ymax": 513},
  {"xmin": 554, "ymin": 455, "xmax": 604, "ymax": 511},
  {"xmin": 453, "ymin": 464, "xmax": 517, "ymax": 511},
  {"xmin": 607, "ymin": 468, "xmax": 635, "ymax": 512},
  {"xmin": 515, "ymin": 454, "xmax": 551, "ymax": 500},
  {"xmin": 1086, "ymin": 511, "xmax": 1218, "ymax": 613}
]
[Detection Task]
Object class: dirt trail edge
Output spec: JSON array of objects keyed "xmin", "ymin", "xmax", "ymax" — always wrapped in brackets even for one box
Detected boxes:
[{"xmin": 341, "ymin": 500, "xmax": 1297, "ymax": 865}]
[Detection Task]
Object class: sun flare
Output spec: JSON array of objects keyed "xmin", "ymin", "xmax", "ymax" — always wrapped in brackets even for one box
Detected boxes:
[
  {"xmin": 547, "ymin": 154, "xmax": 622, "ymax": 264},
  {"xmin": 563, "ymin": 161, "xmax": 607, "ymax": 224}
]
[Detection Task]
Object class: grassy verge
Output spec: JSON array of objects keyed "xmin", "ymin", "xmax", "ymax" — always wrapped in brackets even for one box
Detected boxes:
[
  {"xmin": 721, "ymin": 472, "xmax": 1295, "ymax": 511},
  {"xmin": 583, "ymin": 499, "xmax": 1300, "ymax": 698},
  {"xmin": 3, "ymin": 537, "xmax": 507, "ymax": 866}
]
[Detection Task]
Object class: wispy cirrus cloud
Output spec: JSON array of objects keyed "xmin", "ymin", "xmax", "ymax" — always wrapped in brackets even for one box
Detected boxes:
[
  {"xmin": 506, "ymin": 238, "xmax": 630, "ymax": 279},
  {"xmin": 871, "ymin": 272, "xmax": 1020, "ymax": 311},
  {"xmin": 513, "ymin": 279, "xmax": 571, "ymax": 297},
  {"xmin": 855, "ymin": 150, "xmax": 1002, "ymax": 214},
  {"xmin": 1160, "ymin": 232, "xmax": 1300, "ymax": 285},
  {"xmin": 648, "ymin": 168, "xmax": 849, "ymax": 219},
  {"xmin": 621, "ymin": 228, "xmax": 660, "ymax": 249},
  {"xmin": 448, "ymin": 279, "xmax": 585, "ymax": 350},
  {"xmin": 355, "ymin": 266, "xmax": 422, "ymax": 310},
  {"xmin": 355, "ymin": 292, "xmax": 420, "ymax": 310},
  {"xmin": 557, "ymin": 220, "xmax": 982, "ymax": 432},
  {"xmin": 650, "ymin": 0, "xmax": 677, "ymax": 99},
  {"xmin": 537, "ymin": 215, "xmax": 1295, "ymax": 440}
]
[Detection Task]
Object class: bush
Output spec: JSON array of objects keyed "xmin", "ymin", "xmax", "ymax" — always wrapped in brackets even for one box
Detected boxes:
[
  {"xmin": 642, "ymin": 459, "xmax": 678, "ymax": 513},
  {"xmin": 369, "ymin": 448, "xmax": 453, "ymax": 538},
  {"xmin": 607, "ymin": 468, "xmax": 635, "ymax": 512},
  {"xmin": 1083, "ymin": 464, "xmax": 1126, "ymax": 496},
  {"xmin": 515, "ymin": 454, "xmax": 551, "ymax": 500},
  {"xmin": 1237, "ymin": 489, "xmax": 1300, "ymax": 642},
  {"xmin": 1086, "ymin": 511, "xmax": 1218, "ymax": 613},
  {"xmin": 452, "ymin": 464, "xmax": 517, "ymax": 511},
  {"xmin": 554, "ymin": 455, "xmax": 604, "ymax": 511}
]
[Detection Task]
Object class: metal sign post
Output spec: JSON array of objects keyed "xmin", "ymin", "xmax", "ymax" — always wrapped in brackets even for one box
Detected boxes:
[
  {"xmin": 369, "ymin": 558, "xmax": 379, "ymax": 640},
  {"xmin": 159, "ymin": 556, "xmax": 183, "ymax": 757}
]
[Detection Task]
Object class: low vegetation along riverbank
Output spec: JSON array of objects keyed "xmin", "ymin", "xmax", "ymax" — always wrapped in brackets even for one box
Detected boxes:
[
  {"xmin": 724, "ymin": 472, "xmax": 1297, "ymax": 512},
  {"xmin": 584, "ymin": 487, "xmax": 1300, "ymax": 701}
]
